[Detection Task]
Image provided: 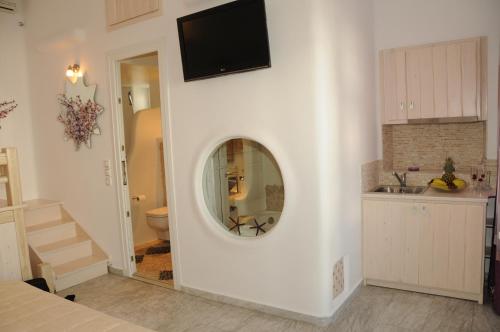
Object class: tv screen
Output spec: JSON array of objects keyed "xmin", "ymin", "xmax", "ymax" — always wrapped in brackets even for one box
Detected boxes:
[{"xmin": 177, "ymin": 0, "xmax": 271, "ymax": 81}]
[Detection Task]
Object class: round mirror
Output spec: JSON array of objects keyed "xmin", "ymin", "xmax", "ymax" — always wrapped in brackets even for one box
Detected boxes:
[{"xmin": 202, "ymin": 138, "xmax": 284, "ymax": 237}]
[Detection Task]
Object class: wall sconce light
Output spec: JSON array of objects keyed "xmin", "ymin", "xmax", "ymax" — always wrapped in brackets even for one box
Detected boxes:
[{"xmin": 65, "ymin": 64, "xmax": 83, "ymax": 83}]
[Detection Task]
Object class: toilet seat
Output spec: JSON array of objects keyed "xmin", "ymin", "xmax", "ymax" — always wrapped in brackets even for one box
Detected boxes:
[
  {"xmin": 146, "ymin": 206, "xmax": 168, "ymax": 218},
  {"xmin": 146, "ymin": 206, "xmax": 169, "ymax": 240}
]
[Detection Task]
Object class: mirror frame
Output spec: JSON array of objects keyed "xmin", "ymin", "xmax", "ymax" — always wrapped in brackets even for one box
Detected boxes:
[{"xmin": 195, "ymin": 135, "xmax": 288, "ymax": 240}]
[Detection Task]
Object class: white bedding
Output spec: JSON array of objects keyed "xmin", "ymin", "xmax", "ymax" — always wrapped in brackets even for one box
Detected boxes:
[{"xmin": 0, "ymin": 281, "xmax": 153, "ymax": 331}]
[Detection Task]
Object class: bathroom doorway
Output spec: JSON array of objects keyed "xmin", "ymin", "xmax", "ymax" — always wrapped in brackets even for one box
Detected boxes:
[
  {"xmin": 119, "ymin": 52, "xmax": 173, "ymax": 286},
  {"xmin": 109, "ymin": 43, "xmax": 177, "ymax": 289}
]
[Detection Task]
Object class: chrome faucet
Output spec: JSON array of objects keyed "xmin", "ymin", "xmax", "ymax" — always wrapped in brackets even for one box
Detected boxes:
[{"xmin": 392, "ymin": 171, "xmax": 407, "ymax": 188}]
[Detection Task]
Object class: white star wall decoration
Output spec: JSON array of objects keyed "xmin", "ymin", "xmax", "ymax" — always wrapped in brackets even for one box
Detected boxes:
[{"xmin": 58, "ymin": 76, "xmax": 104, "ymax": 150}]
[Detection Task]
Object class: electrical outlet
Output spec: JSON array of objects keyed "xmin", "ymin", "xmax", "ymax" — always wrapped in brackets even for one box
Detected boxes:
[{"xmin": 333, "ymin": 258, "xmax": 344, "ymax": 299}]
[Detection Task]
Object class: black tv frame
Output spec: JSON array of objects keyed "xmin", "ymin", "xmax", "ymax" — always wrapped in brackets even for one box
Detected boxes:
[{"xmin": 177, "ymin": 0, "xmax": 271, "ymax": 82}]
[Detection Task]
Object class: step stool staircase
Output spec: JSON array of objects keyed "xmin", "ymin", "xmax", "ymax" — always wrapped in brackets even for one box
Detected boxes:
[{"xmin": 24, "ymin": 199, "xmax": 108, "ymax": 292}]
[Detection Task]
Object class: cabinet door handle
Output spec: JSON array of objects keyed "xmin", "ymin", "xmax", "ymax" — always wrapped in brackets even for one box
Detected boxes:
[
  {"xmin": 400, "ymin": 102, "xmax": 404, "ymax": 111},
  {"xmin": 409, "ymin": 101, "xmax": 414, "ymax": 110}
]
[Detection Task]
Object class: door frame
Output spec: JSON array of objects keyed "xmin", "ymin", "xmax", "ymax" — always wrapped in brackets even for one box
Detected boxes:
[{"xmin": 106, "ymin": 39, "xmax": 180, "ymax": 289}]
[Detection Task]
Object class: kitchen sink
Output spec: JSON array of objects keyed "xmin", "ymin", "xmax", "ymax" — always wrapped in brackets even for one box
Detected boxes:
[{"xmin": 371, "ymin": 185, "xmax": 428, "ymax": 194}]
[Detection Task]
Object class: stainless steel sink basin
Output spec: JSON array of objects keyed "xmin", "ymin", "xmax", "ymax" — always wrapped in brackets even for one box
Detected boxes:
[{"xmin": 371, "ymin": 185, "xmax": 428, "ymax": 194}]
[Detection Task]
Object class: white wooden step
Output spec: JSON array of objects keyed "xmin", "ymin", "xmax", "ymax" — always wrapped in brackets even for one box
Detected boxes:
[
  {"xmin": 26, "ymin": 220, "xmax": 76, "ymax": 247},
  {"xmin": 25, "ymin": 199, "xmax": 62, "ymax": 210},
  {"xmin": 24, "ymin": 199, "xmax": 62, "ymax": 227},
  {"xmin": 36, "ymin": 234, "xmax": 88, "ymax": 252},
  {"xmin": 38, "ymin": 236, "xmax": 92, "ymax": 266},
  {"xmin": 53, "ymin": 255, "xmax": 108, "ymax": 291},
  {"xmin": 24, "ymin": 198, "xmax": 109, "ymax": 291}
]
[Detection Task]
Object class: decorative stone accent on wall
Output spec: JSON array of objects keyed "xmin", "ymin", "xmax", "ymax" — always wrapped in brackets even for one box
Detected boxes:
[
  {"xmin": 383, "ymin": 122, "xmax": 486, "ymax": 172},
  {"xmin": 266, "ymin": 185, "xmax": 284, "ymax": 211},
  {"xmin": 361, "ymin": 160, "xmax": 381, "ymax": 192}
]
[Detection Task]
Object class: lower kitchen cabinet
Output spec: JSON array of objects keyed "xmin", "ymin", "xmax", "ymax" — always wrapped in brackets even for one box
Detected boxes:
[{"xmin": 363, "ymin": 199, "xmax": 485, "ymax": 303}]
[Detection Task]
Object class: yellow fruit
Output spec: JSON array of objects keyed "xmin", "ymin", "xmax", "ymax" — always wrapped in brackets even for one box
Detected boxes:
[
  {"xmin": 453, "ymin": 178, "xmax": 466, "ymax": 189},
  {"xmin": 430, "ymin": 177, "xmax": 466, "ymax": 191},
  {"xmin": 432, "ymin": 178, "xmax": 447, "ymax": 186}
]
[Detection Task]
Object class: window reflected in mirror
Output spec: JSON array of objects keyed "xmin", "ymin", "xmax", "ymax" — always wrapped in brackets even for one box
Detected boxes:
[{"xmin": 202, "ymin": 139, "xmax": 284, "ymax": 237}]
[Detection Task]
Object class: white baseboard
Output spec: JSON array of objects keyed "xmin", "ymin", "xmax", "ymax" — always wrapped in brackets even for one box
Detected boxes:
[
  {"xmin": 329, "ymin": 279, "xmax": 363, "ymax": 324},
  {"xmin": 181, "ymin": 284, "xmax": 362, "ymax": 327},
  {"xmin": 108, "ymin": 265, "xmax": 124, "ymax": 276}
]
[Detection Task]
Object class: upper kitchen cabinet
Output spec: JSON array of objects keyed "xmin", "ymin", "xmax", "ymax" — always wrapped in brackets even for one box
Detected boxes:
[
  {"xmin": 381, "ymin": 49, "xmax": 408, "ymax": 124},
  {"xmin": 406, "ymin": 46, "xmax": 435, "ymax": 120},
  {"xmin": 105, "ymin": 0, "xmax": 161, "ymax": 29},
  {"xmin": 380, "ymin": 37, "xmax": 487, "ymax": 124}
]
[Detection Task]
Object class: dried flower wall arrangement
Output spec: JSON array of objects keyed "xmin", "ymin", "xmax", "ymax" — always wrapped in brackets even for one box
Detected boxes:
[
  {"xmin": 57, "ymin": 95, "xmax": 104, "ymax": 150},
  {"xmin": 0, "ymin": 99, "xmax": 17, "ymax": 129}
]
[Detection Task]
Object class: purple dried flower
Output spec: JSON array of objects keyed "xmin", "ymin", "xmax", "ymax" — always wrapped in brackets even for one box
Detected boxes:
[
  {"xmin": 57, "ymin": 94, "xmax": 104, "ymax": 149},
  {"xmin": 0, "ymin": 99, "xmax": 18, "ymax": 128}
]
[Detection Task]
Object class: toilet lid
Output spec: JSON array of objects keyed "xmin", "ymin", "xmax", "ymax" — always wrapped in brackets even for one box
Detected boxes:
[{"xmin": 146, "ymin": 206, "xmax": 168, "ymax": 217}]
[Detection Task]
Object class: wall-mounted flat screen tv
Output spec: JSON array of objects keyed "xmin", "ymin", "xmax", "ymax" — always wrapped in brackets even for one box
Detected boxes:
[{"xmin": 177, "ymin": 0, "xmax": 271, "ymax": 81}]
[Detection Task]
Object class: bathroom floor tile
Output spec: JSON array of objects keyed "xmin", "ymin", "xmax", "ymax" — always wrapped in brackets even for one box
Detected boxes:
[{"xmin": 134, "ymin": 240, "xmax": 173, "ymax": 285}]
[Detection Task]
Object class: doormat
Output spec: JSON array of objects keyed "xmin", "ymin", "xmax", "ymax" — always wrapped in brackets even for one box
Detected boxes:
[
  {"xmin": 146, "ymin": 241, "xmax": 171, "ymax": 255},
  {"xmin": 159, "ymin": 270, "xmax": 173, "ymax": 280},
  {"xmin": 135, "ymin": 255, "xmax": 144, "ymax": 263}
]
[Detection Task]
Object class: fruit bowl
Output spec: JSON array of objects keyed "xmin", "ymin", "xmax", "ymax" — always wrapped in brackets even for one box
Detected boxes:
[{"xmin": 429, "ymin": 178, "xmax": 467, "ymax": 192}]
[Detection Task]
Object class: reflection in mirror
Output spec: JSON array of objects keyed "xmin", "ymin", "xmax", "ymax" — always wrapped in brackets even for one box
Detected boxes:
[{"xmin": 203, "ymin": 139, "xmax": 284, "ymax": 237}]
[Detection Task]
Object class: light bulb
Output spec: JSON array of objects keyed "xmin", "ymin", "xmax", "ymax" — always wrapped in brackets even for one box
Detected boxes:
[{"xmin": 66, "ymin": 67, "xmax": 74, "ymax": 77}]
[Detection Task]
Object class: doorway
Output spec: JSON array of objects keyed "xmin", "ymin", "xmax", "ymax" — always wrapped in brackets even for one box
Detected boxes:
[{"xmin": 109, "ymin": 44, "xmax": 177, "ymax": 289}]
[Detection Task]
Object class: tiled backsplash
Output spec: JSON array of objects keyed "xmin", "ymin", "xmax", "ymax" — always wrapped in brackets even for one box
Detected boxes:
[
  {"xmin": 383, "ymin": 122, "xmax": 486, "ymax": 171},
  {"xmin": 361, "ymin": 160, "xmax": 380, "ymax": 192}
]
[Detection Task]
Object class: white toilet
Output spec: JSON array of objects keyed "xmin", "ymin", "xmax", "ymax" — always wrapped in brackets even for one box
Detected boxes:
[{"xmin": 146, "ymin": 206, "xmax": 169, "ymax": 240}]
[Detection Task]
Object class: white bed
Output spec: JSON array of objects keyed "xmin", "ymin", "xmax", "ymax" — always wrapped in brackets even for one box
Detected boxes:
[{"xmin": 0, "ymin": 280, "xmax": 153, "ymax": 331}]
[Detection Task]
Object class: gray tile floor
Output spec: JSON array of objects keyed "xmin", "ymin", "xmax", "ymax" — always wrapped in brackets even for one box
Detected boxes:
[{"xmin": 57, "ymin": 274, "xmax": 500, "ymax": 332}]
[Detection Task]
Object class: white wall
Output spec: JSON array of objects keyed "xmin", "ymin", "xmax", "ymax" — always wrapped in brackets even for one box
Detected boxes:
[
  {"xmin": 373, "ymin": 0, "xmax": 500, "ymax": 159},
  {"xmin": 310, "ymin": 0, "xmax": 378, "ymax": 315},
  {"xmin": 24, "ymin": 0, "xmax": 124, "ymax": 276},
  {"xmin": 166, "ymin": 0, "xmax": 331, "ymax": 316},
  {"xmin": 22, "ymin": 0, "xmax": 332, "ymax": 317},
  {"xmin": 19, "ymin": 0, "xmax": 379, "ymax": 318},
  {"xmin": 0, "ymin": 0, "xmax": 38, "ymax": 199}
]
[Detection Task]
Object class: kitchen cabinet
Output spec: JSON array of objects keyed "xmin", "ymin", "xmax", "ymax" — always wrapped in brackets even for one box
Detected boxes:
[
  {"xmin": 380, "ymin": 37, "xmax": 486, "ymax": 124},
  {"xmin": 381, "ymin": 49, "xmax": 407, "ymax": 124},
  {"xmin": 461, "ymin": 40, "xmax": 480, "ymax": 117},
  {"xmin": 363, "ymin": 200, "xmax": 404, "ymax": 282},
  {"xmin": 0, "ymin": 218, "xmax": 22, "ymax": 280},
  {"xmin": 363, "ymin": 198, "xmax": 485, "ymax": 303},
  {"xmin": 433, "ymin": 45, "xmax": 448, "ymax": 118},
  {"xmin": 406, "ymin": 47, "xmax": 433, "ymax": 120},
  {"xmin": 446, "ymin": 43, "xmax": 463, "ymax": 118},
  {"xmin": 105, "ymin": 0, "xmax": 160, "ymax": 29}
]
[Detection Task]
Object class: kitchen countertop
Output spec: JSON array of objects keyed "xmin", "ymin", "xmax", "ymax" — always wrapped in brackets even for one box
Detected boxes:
[{"xmin": 362, "ymin": 186, "xmax": 495, "ymax": 203}]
